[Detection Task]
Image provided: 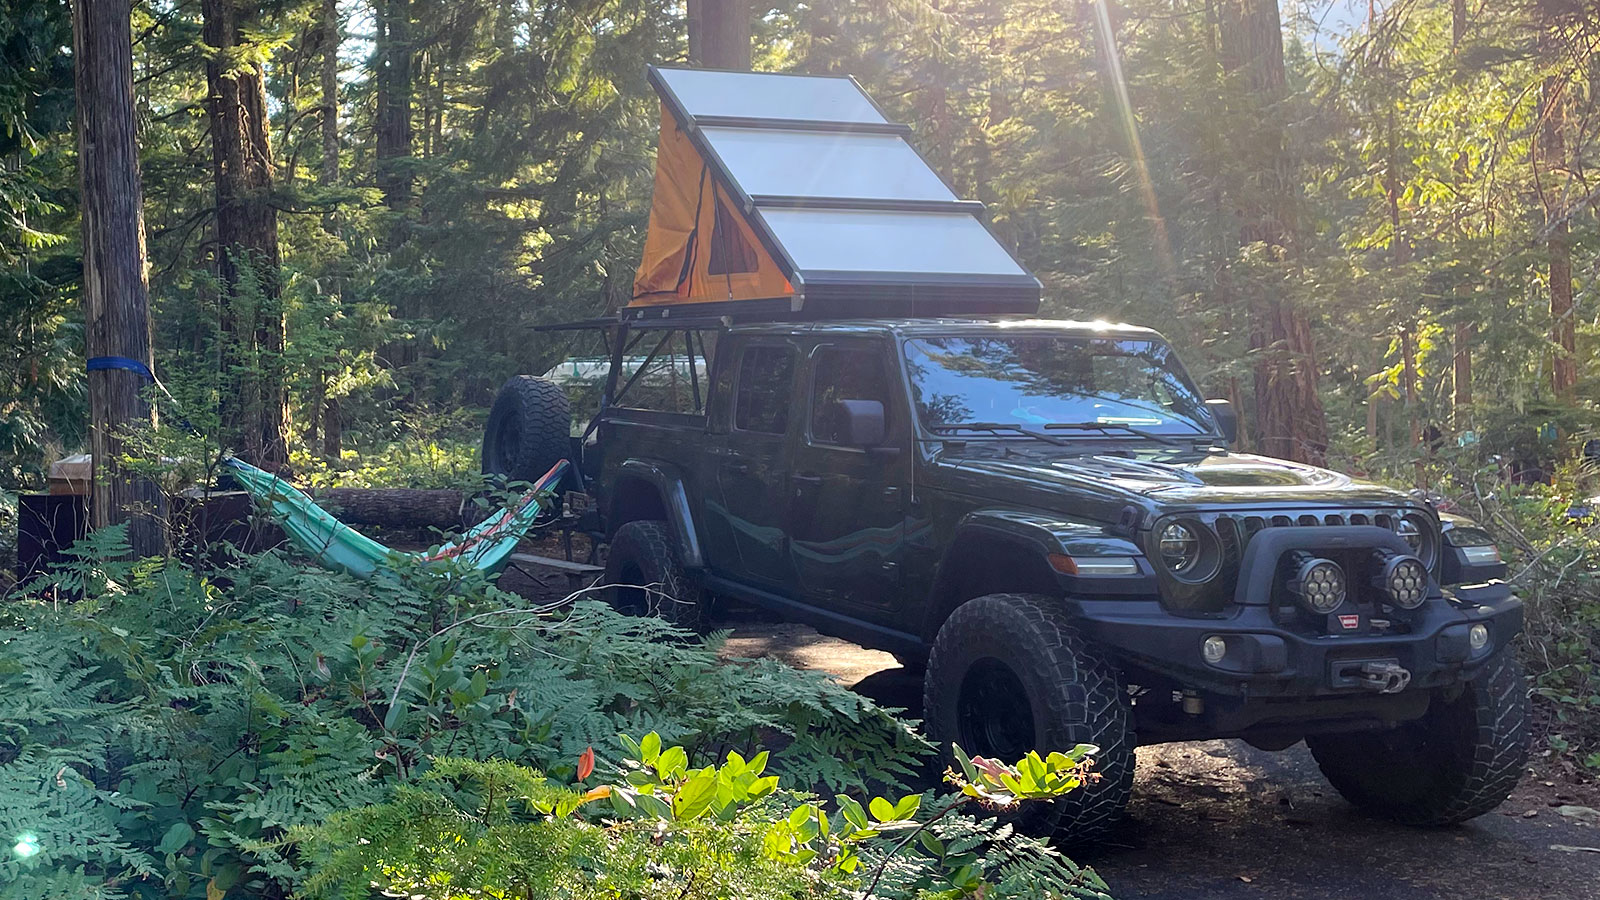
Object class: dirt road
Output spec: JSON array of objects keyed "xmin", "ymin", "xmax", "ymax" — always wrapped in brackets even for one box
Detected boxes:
[{"xmin": 717, "ymin": 615, "xmax": 1600, "ymax": 900}]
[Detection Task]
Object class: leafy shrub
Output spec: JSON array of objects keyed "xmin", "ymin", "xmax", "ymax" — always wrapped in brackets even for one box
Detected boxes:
[
  {"xmin": 1437, "ymin": 458, "xmax": 1600, "ymax": 769},
  {"xmin": 0, "ymin": 529, "xmax": 926, "ymax": 899},
  {"xmin": 294, "ymin": 735, "xmax": 1114, "ymax": 900}
]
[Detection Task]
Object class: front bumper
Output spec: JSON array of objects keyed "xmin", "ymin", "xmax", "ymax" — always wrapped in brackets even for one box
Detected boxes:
[{"xmin": 1071, "ymin": 581, "xmax": 1522, "ymax": 697}]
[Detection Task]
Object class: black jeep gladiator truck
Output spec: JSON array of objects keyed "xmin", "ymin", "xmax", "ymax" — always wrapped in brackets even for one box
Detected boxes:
[{"xmin": 483, "ymin": 316, "xmax": 1527, "ymax": 845}]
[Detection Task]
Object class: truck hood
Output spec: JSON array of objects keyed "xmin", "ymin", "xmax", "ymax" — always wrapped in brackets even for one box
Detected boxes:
[{"xmin": 929, "ymin": 450, "xmax": 1413, "ymax": 512}]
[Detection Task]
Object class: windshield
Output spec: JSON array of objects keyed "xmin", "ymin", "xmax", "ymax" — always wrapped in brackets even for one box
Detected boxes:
[{"xmin": 902, "ymin": 335, "xmax": 1215, "ymax": 436}]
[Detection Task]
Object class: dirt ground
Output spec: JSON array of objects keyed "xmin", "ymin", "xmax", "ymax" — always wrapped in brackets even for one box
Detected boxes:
[{"xmin": 502, "ymin": 558, "xmax": 1600, "ymax": 899}]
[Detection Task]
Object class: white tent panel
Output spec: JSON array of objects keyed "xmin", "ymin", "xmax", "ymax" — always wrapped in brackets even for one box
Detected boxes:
[
  {"xmin": 701, "ymin": 127, "xmax": 956, "ymax": 202},
  {"xmin": 655, "ymin": 68, "xmax": 887, "ymax": 124},
  {"xmin": 759, "ymin": 208, "xmax": 1029, "ymax": 277}
]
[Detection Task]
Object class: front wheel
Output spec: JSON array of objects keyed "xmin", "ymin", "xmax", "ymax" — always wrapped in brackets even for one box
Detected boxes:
[
  {"xmin": 599, "ymin": 520, "xmax": 707, "ymax": 632},
  {"xmin": 923, "ymin": 593, "xmax": 1135, "ymax": 846},
  {"xmin": 1306, "ymin": 649, "xmax": 1529, "ymax": 825}
]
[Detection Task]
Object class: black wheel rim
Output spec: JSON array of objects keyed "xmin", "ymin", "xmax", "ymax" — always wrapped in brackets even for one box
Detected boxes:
[
  {"xmin": 492, "ymin": 415, "xmax": 521, "ymax": 475},
  {"xmin": 956, "ymin": 657, "xmax": 1036, "ymax": 762}
]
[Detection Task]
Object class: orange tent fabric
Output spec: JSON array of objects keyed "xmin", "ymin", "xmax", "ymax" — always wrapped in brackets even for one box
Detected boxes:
[{"xmin": 630, "ymin": 105, "xmax": 793, "ymax": 308}]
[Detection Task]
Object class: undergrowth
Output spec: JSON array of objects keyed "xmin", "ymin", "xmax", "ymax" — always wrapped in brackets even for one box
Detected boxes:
[
  {"xmin": 1435, "ymin": 457, "xmax": 1600, "ymax": 772},
  {"xmin": 0, "ymin": 529, "xmax": 934, "ymax": 899}
]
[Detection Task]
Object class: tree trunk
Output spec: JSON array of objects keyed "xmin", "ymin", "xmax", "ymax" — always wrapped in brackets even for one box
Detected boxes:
[
  {"xmin": 203, "ymin": 0, "xmax": 289, "ymax": 469},
  {"xmin": 1453, "ymin": 322, "xmax": 1472, "ymax": 416},
  {"xmin": 375, "ymin": 0, "xmax": 413, "ymax": 210},
  {"xmin": 1539, "ymin": 71, "xmax": 1576, "ymax": 399},
  {"xmin": 323, "ymin": 395, "xmax": 343, "ymax": 459},
  {"xmin": 320, "ymin": 0, "xmax": 339, "ymax": 186},
  {"xmin": 1219, "ymin": 0, "xmax": 1328, "ymax": 465},
  {"xmin": 311, "ymin": 487, "xmax": 476, "ymax": 529},
  {"xmin": 1451, "ymin": 0, "xmax": 1471, "ymax": 421},
  {"xmin": 687, "ymin": 0, "xmax": 750, "ymax": 69},
  {"xmin": 72, "ymin": 0, "xmax": 166, "ymax": 557},
  {"xmin": 319, "ymin": 0, "xmax": 343, "ymax": 458}
]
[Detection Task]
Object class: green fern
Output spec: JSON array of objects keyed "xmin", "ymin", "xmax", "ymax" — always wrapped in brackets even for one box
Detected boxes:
[{"xmin": 0, "ymin": 530, "xmax": 935, "ymax": 898}]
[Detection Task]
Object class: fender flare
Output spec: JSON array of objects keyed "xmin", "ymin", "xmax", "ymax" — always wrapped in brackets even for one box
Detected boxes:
[
  {"xmin": 923, "ymin": 510, "xmax": 1149, "ymax": 639},
  {"xmin": 607, "ymin": 459, "xmax": 705, "ymax": 569}
]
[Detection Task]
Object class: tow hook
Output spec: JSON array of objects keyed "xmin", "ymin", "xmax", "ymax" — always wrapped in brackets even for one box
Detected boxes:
[{"xmin": 1358, "ymin": 661, "xmax": 1412, "ymax": 694}]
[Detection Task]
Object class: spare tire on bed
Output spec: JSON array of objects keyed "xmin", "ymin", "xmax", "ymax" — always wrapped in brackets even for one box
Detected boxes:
[{"xmin": 482, "ymin": 376, "xmax": 571, "ymax": 485}]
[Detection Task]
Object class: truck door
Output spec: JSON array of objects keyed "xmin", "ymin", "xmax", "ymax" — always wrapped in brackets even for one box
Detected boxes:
[
  {"xmin": 786, "ymin": 339, "xmax": 908, "ymax": 621},
  {"xmin": 707, "ymin": 339, "xmax": 800, "ymax": 587}
]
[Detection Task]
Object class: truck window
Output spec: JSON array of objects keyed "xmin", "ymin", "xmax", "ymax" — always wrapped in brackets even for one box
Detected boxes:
[
  {"xmin": 809, "ymin": 347, "xmax": 889, "ymax": 446},
  {"xmin": 734, "ymin": 345, "xmax": 795, "ymax": 434}
]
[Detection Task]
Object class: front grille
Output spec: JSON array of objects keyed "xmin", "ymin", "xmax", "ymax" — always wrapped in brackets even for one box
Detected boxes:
[
  {"xmin": 1149, "ymin": 507, "xmax": 1437, "ymax": 616},
  {"xmin": 1215, "ymin": 510, "xmax": 1400, "ymax": 557}
]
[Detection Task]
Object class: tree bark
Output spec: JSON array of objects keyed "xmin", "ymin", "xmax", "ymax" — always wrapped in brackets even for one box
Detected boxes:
[
  {"xmin": 319, "ymin": 0, "xmax": 343, "ymax": 458},
  {"xmin": 1218, "ymin": 0, "xmax": 1328, "ymax": 465},
  {"xmin": 72, "ymin": 0, "xmax": 166, "ymax": 557},
  {"xmin": 203, "ymin": 0, "xmax": 289, "ymax": 469},
  {"xmin": 1538, "ymin": 71, "xmax": 1576, "ymax": 399},
  {"xmin": 1453, "ymin": 323, "xmax": 1472, "ymax": 416},
  {"xmin": 320, "ymin": 0, "xmax": 339, "ymax": 186},
  {"xmin": 375, "ymin": 0, "xmax": 413, "ymax": 209},
  {"xmin": 687, "ymin": 0, "xmax": 750, "ymax": 69},
  {"xmin": 311, "ymin": 487, "xmax": 477, "ymax": 529},
  {"xmin": 1451, "ymin": 0, "xmax": 1471, "ymax": 420}
]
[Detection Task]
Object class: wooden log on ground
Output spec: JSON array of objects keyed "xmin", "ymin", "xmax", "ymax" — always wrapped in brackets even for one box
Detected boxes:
[{"xmin": 311, "ymin": 488, "xmax": 480, "ymax": 530}]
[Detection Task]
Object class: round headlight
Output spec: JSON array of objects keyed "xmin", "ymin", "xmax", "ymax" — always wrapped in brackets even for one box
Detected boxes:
[
  {"xmin": 1293, "ymin": 557, "xmax": 1347, "ymax": 614},
  {"xmin": 1160, "ymin": 522, "xmax": 1200, "ymax": 574},
  {"xmin": 1395, "ymin": 517, "xmax": 1422, "ymax": 552},
  {"xmin": 1396, "ymin": 513, "xmax": 1438, "ymax": 568}
]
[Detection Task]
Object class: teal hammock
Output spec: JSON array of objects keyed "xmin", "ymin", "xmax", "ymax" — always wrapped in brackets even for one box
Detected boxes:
[{"xmin": 225, "ymin": 457, "xmax": 568, "ymax": 579}]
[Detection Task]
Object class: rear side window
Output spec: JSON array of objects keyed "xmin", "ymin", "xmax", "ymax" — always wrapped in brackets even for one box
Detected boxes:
[
  {"xmin": 810, "ymin": 347, "xmax": 889, "ymax": 445},
  {"xmin": 735, "ymin": 345, "xmax": 795, "ymax": 434}
]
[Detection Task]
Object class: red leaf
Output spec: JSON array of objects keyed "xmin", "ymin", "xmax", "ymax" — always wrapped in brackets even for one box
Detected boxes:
[{"xmin": 577, "ymin": 746, "xmax": 595, "ymax": 781}]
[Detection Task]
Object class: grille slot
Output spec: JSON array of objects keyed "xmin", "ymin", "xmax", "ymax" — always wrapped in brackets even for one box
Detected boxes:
[{"xmin": 1211, "ymin": 508, "xmax": 1425, "ymax": 556}]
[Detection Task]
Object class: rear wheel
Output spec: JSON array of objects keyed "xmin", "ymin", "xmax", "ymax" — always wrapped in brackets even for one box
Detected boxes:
[
  {"xmin": 923, "ymin": 593, "xmax": 1134, "ymax": 846},
  {"xmin": 482, "ymin": 376, "xmax": 570, "ymax": 485},
  {"xmin": 600, "ymin": 520, "xmax": 707, "ymax": 632},
  {"xmin": 1306, "ymin": 649, "xmax": 1528, "ymax": 825}
]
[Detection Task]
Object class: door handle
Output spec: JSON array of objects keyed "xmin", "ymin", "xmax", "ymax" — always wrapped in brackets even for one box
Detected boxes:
[
  {"xmin": 723, "ymin": 461, "xmax": 750, "ymax": 474},
  {"xmin": 792, "ymin": 473, "xmax": 823, "ymax": 488}
]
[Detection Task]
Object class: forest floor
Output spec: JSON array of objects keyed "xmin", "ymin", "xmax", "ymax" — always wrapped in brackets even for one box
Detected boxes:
[{"xmin": 500, "ymin": 558, "xmax": 1600, "ymax": 900}]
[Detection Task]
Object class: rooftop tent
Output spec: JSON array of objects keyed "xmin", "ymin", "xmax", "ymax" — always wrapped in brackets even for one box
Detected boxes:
[{"xmin": 628, "ymin": 67, "xmax": 1042, "ymax": 321}]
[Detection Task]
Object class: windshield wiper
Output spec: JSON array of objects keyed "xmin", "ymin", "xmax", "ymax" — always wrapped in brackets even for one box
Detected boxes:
[
  {"xmin": 1042, "ymin": 421, "xmax": 1192, "ymax": 447},
  {"xmin": 930, "ymin": 422, "xmax": 1074, "ymax": 448}
]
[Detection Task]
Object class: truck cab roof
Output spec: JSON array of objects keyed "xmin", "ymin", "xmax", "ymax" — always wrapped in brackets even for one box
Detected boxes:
[{"xmin": 726, "ymin": 316, "xmax": 1165, "ymax": 341}]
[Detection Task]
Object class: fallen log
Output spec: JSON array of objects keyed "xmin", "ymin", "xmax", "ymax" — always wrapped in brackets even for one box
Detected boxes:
[{"xmin": 310, "ymin": 488, "xmax": 480, "ymax": 530}]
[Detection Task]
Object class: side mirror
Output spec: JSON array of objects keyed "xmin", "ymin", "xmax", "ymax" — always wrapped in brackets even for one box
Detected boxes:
[
  {"xmin": 1205, "ymin": 398, "xmax": 1238, "ymax": 446},
  {"xmin": 836, "ymin": 399, "xmax": 887, "ymax": 448}
]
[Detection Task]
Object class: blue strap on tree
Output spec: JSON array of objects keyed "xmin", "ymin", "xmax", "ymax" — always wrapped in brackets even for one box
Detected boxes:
[
  {"xmin": 87, "ymin": 356, "xmax": 156, "ymax": 381},
  {"xmin": 86, "ymin": 355, "xmax": 202, "ymax": 437}
]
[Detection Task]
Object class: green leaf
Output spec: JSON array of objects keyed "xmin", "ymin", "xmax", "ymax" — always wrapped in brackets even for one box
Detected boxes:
[
  {"xmin": 156, "ymin": 821, "xmax": 195, "ymax": 854},
  {"xmin": 655, "ymin": 745, "xmax": 688, "ymax": 781},
  {"xmin": 869, "ymin": 796, "xmax": 895, "ymax": 822},
  {"xmin": 953, "ymin": 743, "xmax": 979, "ymax": 783},
  {"xmin": 634, "ymin": 793, "xmax": 673, "ymax": 821},
  {"xmin": 836, "ymin": 795, "xmax": 869, "ymax": 830},
  {"xmin": 746, "ymin": 750, "xmax": 769, "ymax": 776},
  {"xmin": 640, "ymin": 732, "xmax": 661, "ymax": 765},
  {"xmin": 672, "ymin": 771, "xmax": 718, "ymax": 821},
  {"xmin": 891, "ymin": 794, "xmax": 921, "ymax": 821}
]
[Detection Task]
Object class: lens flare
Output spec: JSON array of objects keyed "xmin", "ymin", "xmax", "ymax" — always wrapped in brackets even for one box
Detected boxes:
[
  {"xmin": 13, "ymin": 832, "xmax": 40, "ymax": 859},
  {"xmin": 1091, "ymin": 0, "xmax": 1175, "ymax": 279}
]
